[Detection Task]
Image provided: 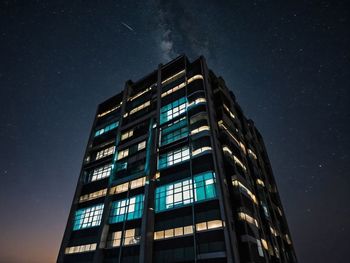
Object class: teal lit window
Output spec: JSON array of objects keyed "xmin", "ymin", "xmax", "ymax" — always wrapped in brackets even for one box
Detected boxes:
[
  {"xmin": 160, "ymin": 117, "xmax": 188, "ymax": 146},
  {"xmin": 158, "ymin": 146, "xmax": 190, "ymax": 169},
  {"xmin": 73, "ymin": 204, "xmax": 104, "ymax": 230},
  {"xmin": 115, "ymin": 161, "xmax": 127, "ymax": 172},
  {"xmin": 160, "ymin": 97, "xmax": 187, "ymax": 124},
  {"xmin": 155, "ymin": 171, "xmax": 216, "ymax": 212},
  {"xmin": 109, "ymin": 195, "xmax": 144, "ymax": 223},
  {"xmin": 95, "ymin": 121, "xmax": 119, "ymax": 137}
]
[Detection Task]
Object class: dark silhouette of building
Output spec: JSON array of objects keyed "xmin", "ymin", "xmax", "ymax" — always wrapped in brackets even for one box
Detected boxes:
[{"xmin": 58, "ymin": 55, "xmax": 297, "ymax": 263}]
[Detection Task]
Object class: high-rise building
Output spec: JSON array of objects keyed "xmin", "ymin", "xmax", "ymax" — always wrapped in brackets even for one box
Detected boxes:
[{"xmin": 58, "ymin": 55, "xmax": 297, "ymax": 263}]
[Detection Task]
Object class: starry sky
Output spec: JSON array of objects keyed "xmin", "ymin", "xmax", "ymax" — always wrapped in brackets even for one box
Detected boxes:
[{"xmin": 0, "ymin": 1, "xmax": 349, "ymax": 262}]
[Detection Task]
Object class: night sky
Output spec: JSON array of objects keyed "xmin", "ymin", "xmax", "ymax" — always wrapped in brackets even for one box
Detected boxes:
[{"xmin": 1, "ymin": 1, "xmax": 349, "ymax": 262}]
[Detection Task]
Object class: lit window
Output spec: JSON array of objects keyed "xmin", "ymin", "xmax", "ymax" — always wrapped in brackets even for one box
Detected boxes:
[
  {"xmin": 121, "ymin": 129, "xmax": 133, "ymax": 141},
  {"xmin": 161, "ymin": 70, "xmax": 185, "ymax": 85},
  {"xmin": 130, "ymin": 177, "xmax": 146, "ymax": 189},
  {"xmin": 126, "ymin": 100, "xmax": 151, "ymax": 116},
  {"xmin": 124, "ymin": 228, "xmax": 141, "ymax": 245},
  {"xmin": 196, "ymin": 222, "xmax": 207, "ymax": 231},
  {"xmin": 192, "ymin": 146, "xmax": 212, "ymax": 157},
  {"xmin": 161, "ymin": 73, "xmax": 203, "ymax": 98},
  {"xmin": 94, "ymin": 122, "xmax": 118, "ymax": 137},
  {"xmin": 285, "ymin": 234, "xmax": 292, "ymax": 245},
  {"xmin": 248, "ymin": 149, "xmax": 257, "ymax": 160},
  {"xmin": 117, "ymin": 148, "xmax": 129, "ymax": 160},
  {"xmin": 73, "ymin": 204, "xmax": 104, "ymax": 230},
  {"xmin": 256, "ymin": 179, "xmax": 265, "ymax": 187},
  {"xmin": 183, "ymin": 225, "xmax": 193, "ymax": 235},
  {"xmin": 160, "ymin": 117, "xmax": 188, "ymax": 146},
  {"xmin": 261, "ymin": 239, "xmax": 269, "ymax": 250},
  {"xmin": 155, "ymin": 171, "xmax": 216, "ymax": 212},
  {"xmin": 79, "ymin": 188, "xmax": 107, "ymax": 203},
  {"xmin": 109, "ymin": 177, "xmax": 146, "ymax": 195},
  {"xmin": 257, "ymin": 239, "xmax": 264, "ymax": 257},
  {"xmin": 218, "ymin": 121, "xmax": 246, "ymax": 154},
  {"xmin": 154, "ymin": 220, "xmax": 222, "ymax": 241},
  {"xmin": 174, "ymin": 227, "xmax": 183, "ymax": 236},
  {"xmin": 154, "ymin": 231, "xmax": 164, "ymax": 240},
  {"xmin": 115, "ymin": 161, "xmax": 127, "ymax": 172},
  {"xmin": 96, "ymin": 145, "xmax": 115, "ymax": 160},
  {"xmin": 160, "ymin": 97, "xmax": 187, "ymax": 124},
  {"xmin": 190, "ymin": 125, "xmax": 210, "ymax": 135},
  {"xmin": 97, "ymin": 103, "xmax": 121, "ymax": 118},
  {"xmin": 232, "ymin": 180, "xmax": 258, "ymax": 204},
  {"xmin": 223, "ymin": 104, "xmax": 236, "ymax": 119},
  {"xmin": 270, "ymin": 226, "xmax": 278, "ymax": 237},
  {"xmin": 90, "ymin": 164, "xmax": 112, "ymax": 182},
  {"xmin": 137, "ymin": 141, "xmax": 146, "ymax": 151},
  {"xmin": 207, "ymin": 220, "xmax": 223, "ymax": 229},
  {"xmin": 128, "ymin": 85, "xmax": 153, "ymax": 101},
  {"xmin": 65, "ymin": 243, "xmax": 97, "ymax": 254},
  {"xmin": 110, "ymin": 195, "xmax": 144, "ymax": 223},
  {"xmin": 107, "ymin": 231, "xmax": 122, "ymax": 248},
  {"xmin": 238, "ymin": 212, "xmax": 259, "ymax": 228},
  {"xmin": 106, "ymin": 228, "xmax": 141, "ymax": 248},
  {"xmin": 188, "ymin": 97, "xmax": 206, "ymax": 108},
  {"xmin": 222, "ymin": 146, "xmax": 247, "ymax": 172},
  {"xmin": 158, "ymin": 146, "xmax": 190, "ymax": 169}
]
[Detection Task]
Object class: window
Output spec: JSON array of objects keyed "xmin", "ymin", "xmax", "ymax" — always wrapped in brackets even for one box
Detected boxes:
[
  {"xmin": 218, "ymin": 121, "xmax": 246, "ymax": 154},
  {"xmin": 109, "ymin": 177, "xmax": 146, "ymax": 195},
  {"xmin": 158, "ymin": 146, "xmax": 190, "ymax": 169},
  {"xmin": 121, "ymin": 129, "xmax": 133, "ymax": 141},
  {"xmin": 65, "ymin": 243, "xmax": 97, "ymax": 254},
  {"xmin": 96, "ymin": 145, "xmax": 115, "ymax": 160},
  {"xmin": 107, "ymin": 231, "xmax": 122, "ymax": 248},
  {"xmin": 190, "ymin": 125, "xmax": 210, "ymax": 135},
  {"xmin": 195, "ymin": 220, "xmax": 223, "ymax": 231},
  {"xmin": 117, "ymin": 148, "xmax": 129, "ymax": 160},
  {"xmin": 154, "ymin": 224, "xmax": 193, "ymax": 240},
  {"xmin": 155, "ymin": 171, "xmax": 216, "ymax": 212},
  {"xmin": 94, "ymin": 122, "xmax": 118, "ymax": 137},
  {"xmin": 106, "ymin": 228, "xmax": 141, "ymax": 248},
  {"xmin": 89, "ymin": 164, "xmax": 112, "ymax": 182},
  {"xmin": 223, "ymin": 104, "xmax": 236, "ymax": 119},
  {"xmin": 116, "ymin": 161, "xmax": 127, "ymax": 172},
  {"xmin": 129, "ymin": 85, "xmax": 153, "ymax": 101},
  {"xmin": 232, "ymin": 180, "xmax": 258, "ymax": 204},
  {"xmin": 222, "ymin": 146, "xmax": 247, "ymax": 172},
  {"xmin": 125, "ymin": 100, "xmax": 151, "ymax": 117},
  {"xmin": 154, "ymin": 220, "xmax": 222, "ymax": 241},
  {"xmin": 248, "ymin": 149, "xmax": 257, "ymax": 160},
  {"xmin": 97, "ymin": 104, "xmax": 121, "ymax": 118},
  {"xmin": 193, "ymin": 171, "xmax": 217, "ymax": 201},
  {"xmin": 137, "ymin": 141, "xmax": 146, "ymax": 151},
  {"xmin": 261, "ymin": 238, "xmax": 269, "ymax": 250},
  {"xmin": 257, "ymin": 239, "xmax": 264, "ymax": 257},
  {"xmin": 238, "ymin": 212, "xmax": 259, "ymax": 228},
  {"xmin": 188, "ymin": 97, "xmax": 206, "ymax": 108},
  {"xmin": 110, "ymin": 195, "xmax": 144, "ymax": 223},
  {"xmin": 192, "ymin": 146, "xmax": 212, "ymax": 157},
  {"xmin": 160, "ymin": 117, "xmax": 188, "ymax": 146},
  {"xmin": 160, "ymin": 97, "xmax": 187, "ymax": 124},
  {"xmin": 256, "ymin": 179, "xmax": 265, "ymax": 187},
  {"xmin": 73, "ymin": 204, "xmax": 104, "ymax": 230},
  {"xmin": 79, "ymin": 188, "xmax": 107, "ymax": 203},
  {"xmin": 161, "ymin": 70, "xmax": 185, "ymax": 85},
  {"xmin": 123, "ymin": 228, "xmax": 141, "ymax": 245},
  {"xmin": 161, "ymin": 74, "xmax": 204, "ymax": 98}
]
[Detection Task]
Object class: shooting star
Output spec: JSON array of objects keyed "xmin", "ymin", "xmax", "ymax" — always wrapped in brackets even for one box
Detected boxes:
[{"xmin": 121, "ymin": 22, "xmax": 135, "ymax": 32}]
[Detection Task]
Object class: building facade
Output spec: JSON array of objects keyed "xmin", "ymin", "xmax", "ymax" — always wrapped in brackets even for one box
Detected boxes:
[{"xmin": 58, "ymin": 55, "xmax": 297, "ymax": 263}]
